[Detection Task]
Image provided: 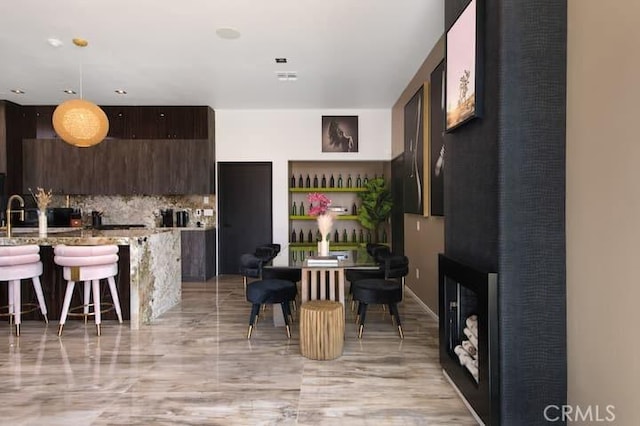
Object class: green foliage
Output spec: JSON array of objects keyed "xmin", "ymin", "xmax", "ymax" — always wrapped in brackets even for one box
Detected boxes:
[{"xmin": 357, "ymin": 177, "xmax": 392, "ymax": 242}]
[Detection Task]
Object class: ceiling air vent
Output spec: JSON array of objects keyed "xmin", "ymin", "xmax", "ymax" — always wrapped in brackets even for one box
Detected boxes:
[{"xmin": 276, "ymin": 71, "xmax": 297, "ymax": 81}]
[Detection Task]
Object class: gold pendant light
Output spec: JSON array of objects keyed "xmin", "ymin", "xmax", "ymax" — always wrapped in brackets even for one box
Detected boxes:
[{"xmin": 52, "ymin": 38, "xmax": 109, "ymax": 148}]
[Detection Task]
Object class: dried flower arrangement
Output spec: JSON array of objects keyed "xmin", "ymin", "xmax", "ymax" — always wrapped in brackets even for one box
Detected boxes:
[{"xmin": 29, "ymin": 187, "xmax": 53, "ymax": 211}]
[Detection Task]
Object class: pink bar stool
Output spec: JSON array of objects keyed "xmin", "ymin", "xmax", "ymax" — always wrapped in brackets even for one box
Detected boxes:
[
  {"xmin": 0, "ymin": 245, "xmax": 48, "ymax": 336},
  {"xmin": 54, "ymin": 244, "xmax": 123, "ymax": 336}
]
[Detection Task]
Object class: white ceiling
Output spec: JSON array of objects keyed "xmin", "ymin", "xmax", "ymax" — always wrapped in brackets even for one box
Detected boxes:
[{"xmin": 0, "ymin": 0, "xmax": 443, "ymax": 109}]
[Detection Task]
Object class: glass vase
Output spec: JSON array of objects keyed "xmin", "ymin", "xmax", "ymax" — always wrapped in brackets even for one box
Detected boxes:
[{"xmin": 38, "ymin": 209, "xmax": 48, "ymax": 237}]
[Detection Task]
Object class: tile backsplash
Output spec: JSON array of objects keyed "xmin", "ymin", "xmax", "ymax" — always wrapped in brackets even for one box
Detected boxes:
[{"xmin": 52, "ymin": 194, "xmax": 216, "ymax": 228}]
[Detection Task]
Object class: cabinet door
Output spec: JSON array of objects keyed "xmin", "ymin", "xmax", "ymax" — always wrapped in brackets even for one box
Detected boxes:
[
  {"xmin": 181, "ymin": 230, "xmax": 205, "ymax": 280},
  {"xmin": 102, "ymin": 106, "xmax": 135, "ymax": 139},
  {"xmin": 23, "ymin": 138, "xmax": 95, "ymax": 194}
]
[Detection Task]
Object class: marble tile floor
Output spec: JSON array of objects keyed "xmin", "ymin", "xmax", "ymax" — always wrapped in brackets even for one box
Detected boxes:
[{"xmin": 0, "ymin": 275, "xmax": 477, "ymax": 425}]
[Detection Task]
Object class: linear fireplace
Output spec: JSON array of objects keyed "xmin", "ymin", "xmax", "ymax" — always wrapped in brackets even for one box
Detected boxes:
[{"xmin": 439, "ymin": 254, "xmax": 499, "ymax": 425}]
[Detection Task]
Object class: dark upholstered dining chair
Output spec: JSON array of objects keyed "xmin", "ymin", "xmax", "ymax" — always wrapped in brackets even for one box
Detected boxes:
[{"xmin": 351, "ymin": 255, "xmax": 409, "ymax": 339}]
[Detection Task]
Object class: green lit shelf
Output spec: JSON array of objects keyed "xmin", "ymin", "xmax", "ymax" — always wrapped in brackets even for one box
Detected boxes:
[
  {"xmin": 289, "ymin": 215, "xmax": 358, "ymax": 220},
  {"xmin": 289, "ymin": 187, "xmax": 366, "ymax": 193},
  {"xmin": 289, "ymin": 242, "xmax": 364, "ymax": 249}
]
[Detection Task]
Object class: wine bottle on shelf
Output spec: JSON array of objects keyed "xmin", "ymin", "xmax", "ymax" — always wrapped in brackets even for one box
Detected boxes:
[
  {"xmin": 299, "ymin": 229, "xmax": 304, "ymax": 243},
  {"xmin": 342, "ymin": 228, "xmax": 348, "ymax": 243},
  {"xmin": 351, "ymin": 229, "xmax": 357, "ymax": 243},
  {"xmin": 313, "ymin": 174, "xmax": 318, "ymax": 188},
  {"xmin": 329, "ymin": 174, "xmax": 335, "ymax": 188},
  {"xmin": 334, "ymin": 229, "xmax": 339, "ymax": 243},
  {"xmin": 299, "ymin": 202, "xmax": 305, "ymax": 216},
  {"xmin": 291, "ymin": 174, "xmax": 296, "ymax": 188},
  {"xmin": 298, "ymin": 174, "xmax": 304, "ymax": 188},
  {"xmin": 359, "ymin": 228, "xmax": 364, "ymax": 243},
  {"xmin": 316, "ymin": 229, "xmax": 321, "ymax": 241},
  {"xmin": 307, "ymin": 230, "xmax": 313, "ymax": 243},
  {"xmin": 382, "ymin": 229, "xmax": 388, "ymax": 243},
  {"xmin": 291, "ymin": 229, "xmax": 297, "ymax": 243},
  {"xmin": 337, "ymin": 174, "xmax": 343, "ymax": 188},
  {"xmin": 351, "ymin": 203, "xmax": 357, "ymax": 215},
  {"xmin": 291, "ymin": 202, "xmax": 297, "ymax": 216},
  {"xmin": 321, "ymin": 174, "xmax": 327, "ymax": 187},
  {"xmin": 292, "ymin": 251, "xmax": 297, "ymax": 262},
  {"xmin": 356, "ymin": 174, "xmax": 362, "ymax": 187},
  {"xmin": 366, "ymin": 230, "xmax": 372, "ymax": 243},
  {"xmin": 305, "ymin": 174, "xmax": 311, "ymax": 188},
  {"xmin": 347, "ymin": 174, "xmax": 352, "ymax": 188},
  {"xmin": 363, "ymin": 174, "xmax": 369, "ymax": 185}
]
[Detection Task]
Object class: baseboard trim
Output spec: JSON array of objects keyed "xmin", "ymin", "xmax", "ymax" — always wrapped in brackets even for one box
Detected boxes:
[
  {"xmin": 443, "ymin": 369, "xmax": 484, "ymax": 426},
  {"xmin": 405, "ymin": 286, "xmax": 438, "ymax": 321}
]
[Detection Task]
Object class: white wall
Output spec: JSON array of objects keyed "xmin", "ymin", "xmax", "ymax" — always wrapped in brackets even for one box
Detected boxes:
[{"xmin": 215, "ymin": 109, "xmax": 392, "ymax": 254}]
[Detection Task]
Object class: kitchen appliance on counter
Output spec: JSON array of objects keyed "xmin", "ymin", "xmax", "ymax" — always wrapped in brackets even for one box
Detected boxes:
[
  {"xmin": 176, "ymin": 211, "xmax": 189, "ymax": 228},
  {"xmin": 160, "ymin": 209, "xmax": 174, "ymax": 227},
  {"xmin": 91, "ymin": 211, "xmax": 103, "ymax": 227},
  {"xmin": 12, "ymin": 207, "xmax": 74, "ymax": 228},
  {"xmin": 93, "ymin": 224, "xmax": 146, "ymax": 230}
]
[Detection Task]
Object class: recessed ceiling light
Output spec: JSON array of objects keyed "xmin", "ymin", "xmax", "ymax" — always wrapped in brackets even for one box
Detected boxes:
[
  {"xmin": 63, "ymin": 89, "xmax": 77, "ymax": 95},
  {"xmin": 216, "ymin": 27, "xmax": 241, "ymax": 40},
  {"xmin": 275, "ymin": 58, "xmax": 287, "ymax": 64},
  {"xmin": 115, "ymin": 89, "xmax": 127, "ymax": 95},
  {"xmin": 11, "ymin": 89, "xmax": 25, "ymax": 94},
  {"xmin": 47, "ymin": 38, "xmax": 63, "ymax": 48}
]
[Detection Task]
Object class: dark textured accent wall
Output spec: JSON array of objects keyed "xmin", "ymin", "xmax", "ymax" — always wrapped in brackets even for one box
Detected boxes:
[{"xmin": 444, "ymin": 0, "xmax": 567, "ymax": 424}]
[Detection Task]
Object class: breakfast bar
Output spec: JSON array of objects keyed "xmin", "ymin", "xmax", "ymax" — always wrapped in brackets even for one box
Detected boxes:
[{"xmin": 0, "ymin": 227, "xmax": 181, "ymax": 330}]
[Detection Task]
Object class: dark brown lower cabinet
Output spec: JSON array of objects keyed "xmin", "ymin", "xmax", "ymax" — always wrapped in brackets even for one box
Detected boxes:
[
  {"xmin": 181, "ymin": 229, "xmax": 216, "ymax": 281},
  {"xmin": 0, "ymin": 246, "xmax": 130, "ymax": 322}
]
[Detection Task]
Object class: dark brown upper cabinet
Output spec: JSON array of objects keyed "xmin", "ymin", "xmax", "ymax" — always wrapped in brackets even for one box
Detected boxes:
[
  {"xmin": 101, "ymin": 106, "xmax": 209, "ymax": 140},
  {"xmin": 19, "ymin": 105, "xmax": 215, "ymax": 195}
]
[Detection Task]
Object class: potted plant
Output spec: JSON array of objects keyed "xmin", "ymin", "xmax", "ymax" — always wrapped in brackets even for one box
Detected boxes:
[{"xmin": 357, "ymin": 177, "xmax": 392, "ymax": 243}]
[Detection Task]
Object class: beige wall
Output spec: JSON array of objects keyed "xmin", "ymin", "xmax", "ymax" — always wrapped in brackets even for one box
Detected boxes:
[
  {"xmin": 567, "ymin": 0, "xmax": 640, "ymax": 423},
  {"xmin": 391, "ymin": 38, "xmax": 444, "ymax": 313}
]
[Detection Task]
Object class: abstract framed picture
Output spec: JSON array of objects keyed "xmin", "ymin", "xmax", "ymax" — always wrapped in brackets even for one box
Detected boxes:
[
  {"xmin": 445, "ymin": 0, "xmax": 483, "ymax": 132},
  {"xmin": 321, "ymin": 116, "xmax": 358, "ymax": 152},
  {"xmin": 403, "ymin": 84, "xmax": 427, "ymax": 215},
  {"xmin": 429, "ymin": 60, "xmax": 445, "ymax": 216}
]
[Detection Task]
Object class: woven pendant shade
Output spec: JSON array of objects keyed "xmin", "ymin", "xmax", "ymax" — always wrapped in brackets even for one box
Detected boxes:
[{"xmin": 52, "ymin": 99, "xmax": 109, "ymax": 147}]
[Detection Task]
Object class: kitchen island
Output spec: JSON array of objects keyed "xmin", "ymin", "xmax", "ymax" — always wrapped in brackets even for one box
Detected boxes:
[{"xmin": 0, "ymin": 227, "xmax": 181, "ymax": 330}]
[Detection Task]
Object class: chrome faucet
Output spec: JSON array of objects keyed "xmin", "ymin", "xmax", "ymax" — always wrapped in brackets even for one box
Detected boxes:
[{"xmin": 6, "ymin": 194, "xmax": 25, "ymax": 238}]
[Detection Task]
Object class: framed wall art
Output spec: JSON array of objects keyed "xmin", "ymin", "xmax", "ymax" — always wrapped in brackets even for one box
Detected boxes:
[
  {"xmin": 445, "ymin": 0, "xmax": 483, "ymax": 132},
  {"xmin": 403, "ymin": 84, "xmax": 427, "ymax": 215},
  {"xmin": 321, "ymin": 116, "xmax": 358, "ymax": 152}
]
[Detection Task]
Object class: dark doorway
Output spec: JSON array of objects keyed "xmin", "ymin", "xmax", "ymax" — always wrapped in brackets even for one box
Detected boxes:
[
  {"xmin": 218, "ymin": 162, "xmax": 272, "ymax": 274},
  {"xmin": 391, "ymin": 154, "xmax": 404, "ymax": 255}
]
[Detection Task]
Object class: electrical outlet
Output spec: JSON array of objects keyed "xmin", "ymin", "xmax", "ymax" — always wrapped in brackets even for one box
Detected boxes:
[
  {"xmin": 203, "ymin": 196, "xmax": 210, "ymax": 204},
  {"xmin": 416, "ymin": 268, "xmax": 420, "ymax": 279},
  {"xmin": 203, "ymin": 208, "xmax": 214, "ymax": 216}
]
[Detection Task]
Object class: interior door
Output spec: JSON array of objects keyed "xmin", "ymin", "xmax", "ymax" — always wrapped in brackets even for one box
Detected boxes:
[{"xmin": 218, "ymin": 162, "xmax": 272, "ymax": 274}]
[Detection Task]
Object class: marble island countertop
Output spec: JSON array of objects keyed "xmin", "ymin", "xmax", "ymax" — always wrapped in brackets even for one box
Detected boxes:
[
  {"xmin": 0, "ymin": 226, "xmax": 174, "ymax": 245},
  {"xmin": 0, "ymin": 226, "xmax": 181, "ymax": 330}
]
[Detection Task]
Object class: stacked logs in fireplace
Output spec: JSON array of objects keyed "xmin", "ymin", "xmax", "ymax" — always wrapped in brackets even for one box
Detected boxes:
[{"xmin": 454, "ymin": 314, "xmax": 479, "ymax": 382}]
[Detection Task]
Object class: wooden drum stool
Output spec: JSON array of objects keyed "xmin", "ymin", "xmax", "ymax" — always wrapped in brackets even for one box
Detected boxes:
[{"xmin": 299, "ymin": 300, "xmax": 344, "ymax": 360}]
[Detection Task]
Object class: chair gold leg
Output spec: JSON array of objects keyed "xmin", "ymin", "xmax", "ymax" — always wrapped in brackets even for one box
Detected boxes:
[
  {"xmin": 355, "ymin": 314, "xmax": 360, "ymax": 325},
  {"xmin": 96, "ymin": 324, "xmax": 101, "ymax": 336},
  {"xmin": 358, "ymin": 324, "xmax": 364, "ymax": 339},
  {"xmin": 43, "ymin": 314, "xmax": 49, "ymax": 324},
  {"xmin": 14, "ymin": 324, "xmax": 20, "ymax": 337},
  {"xmin": 286, "ymin": 325, "xmax": 291, "ymax": 339},
  {"xmin": 57, "ymin": 324, "xmax": 64, "ymax": 336},
  {"xmin": 398, "ymin": 325, "xmax": 404, "ymax": 340},
  {"xmin": 247, "ymin": 324, "xmax": 253, "ymax": 339}
]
